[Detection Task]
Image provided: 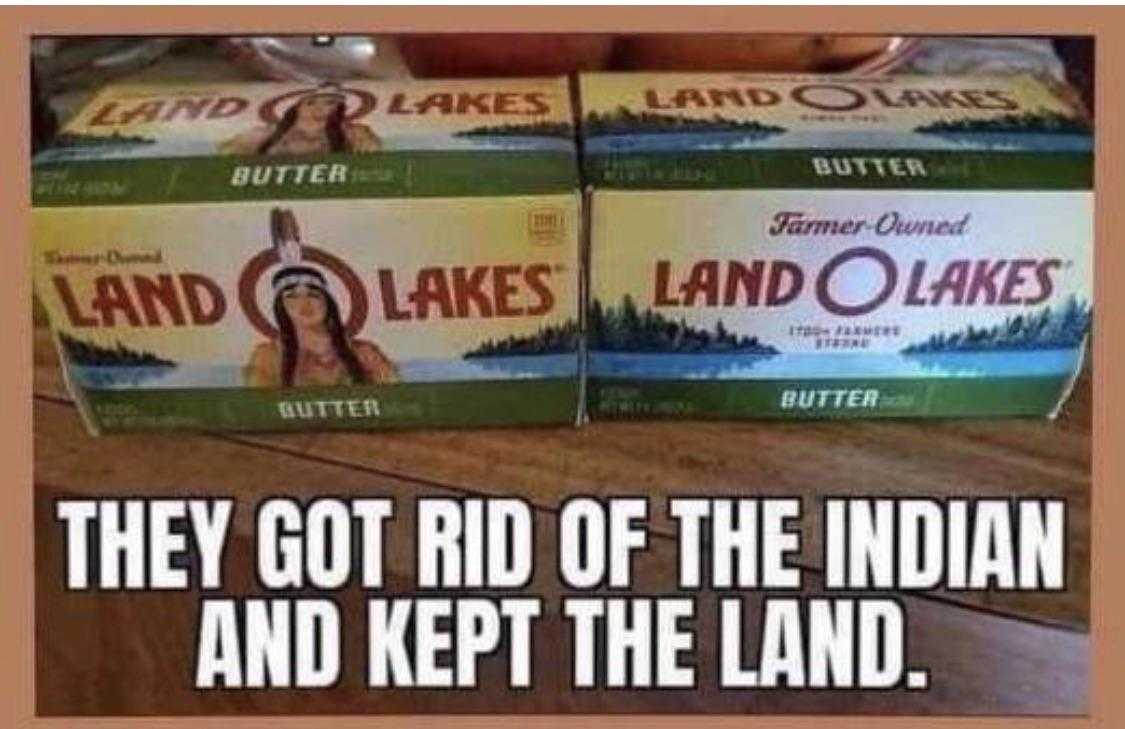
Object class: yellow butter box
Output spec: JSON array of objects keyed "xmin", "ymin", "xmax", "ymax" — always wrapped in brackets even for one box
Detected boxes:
[{"xmin": 33, "ymin": 77, "xmax": 582, "ymax": 432}]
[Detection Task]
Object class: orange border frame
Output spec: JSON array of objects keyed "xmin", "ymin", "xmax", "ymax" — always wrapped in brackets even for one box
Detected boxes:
[{"xmin": 3, "ymin": 6, "xmax": 1122, "ymax": 728}]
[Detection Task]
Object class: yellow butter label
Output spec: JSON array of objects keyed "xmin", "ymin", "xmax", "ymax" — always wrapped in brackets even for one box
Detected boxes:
[
  {"xmin": 48, "ymin": 77, "xmax": 574, "ymax": 160},
  {"xmin": 34, "ymin": 196, "xmax": 580, "ymax": 390}
]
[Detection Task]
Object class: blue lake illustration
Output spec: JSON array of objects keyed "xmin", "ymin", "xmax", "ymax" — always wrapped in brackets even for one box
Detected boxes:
[
  {"xmin": 69, "ymin": 354, "xmax": 578, "ymax": 391},
  {"xmin": 583, "ymin": 129, "xmax": 1092, "ymax": 154},
  {"xmin": 34, "ymin": 134, "xmax": 573, "ymax": 164},
  {"xmin": 588, "ymin": 348, "xmax": 1084, "ymax": 380}
]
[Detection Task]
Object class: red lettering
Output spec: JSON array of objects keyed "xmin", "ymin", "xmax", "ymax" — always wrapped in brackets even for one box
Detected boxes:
[
  {"xmin": 51, "ymin": 276, "xmax": 98, "ymax": 327},
  {"xmin": 1027, "ymin": 259, "xmax": 1062, "ymax": 305},
  {"xmin": 387, "ymin": 93, "xmax": 413, "ymax": 115},
  {"xmin": 723, "ymin": 260, "xmax": 765, "ymax": 306},
  {"xmin": 456, "ymin": 93, "xmax": 491, "ymax": 114},
  {"xmin": 206, "ymin": 97, "xmax": 247, "ymax": 119},
  {"xmin": 644, "ymin": 89, "xmax": 672, "ymax": 110},
  {"xmin": 815, "ymin": 247, "xmax": 895, "ymax": 316},
  {"xmin": 928, "ymin": 259, "xmax": 970, "ymax": 306},
  {"xmin": 680, "ymin": 260, "xmax": 719, "ymax": 307},
  {"xmin": 903, "ymin": 261, "xmax": 928, "ymax": 306},
  {"xmin": 673, "ymin": 88, "xmax": 708, "ymax": 109},
  {"xmin": 707, "ymin": 89, "xmax": 745, "ymax": 108},
  {"xmin": 133, "ymin": 274, "xmax": 186, "ymax": 326},
  {"xmin": 653, "ymin": 260, "xmax": 678, "ymax": 306},
  {"xmin": 180, "ymin": 273, "xmax": 225, "ymax": 325},
  {"xmin": 415, "ymin": 93, "xmax": 454, "ymax": 115},
  {"xmin": 766, "ymin": 261, "xmax": 803, "ymax": 307},
  {"xmin": 1000, "ymin": 259, "xmax": 1038, "ymax": 305},
  {"xmin": 492, "ymin": 93, "xmax": 518, "ymax": 114},
  {"xmin": 524, "ymin": 264, "xmax": 555, "ymax": 315},
  {"xmin": 411, "ymin": 268, "xmax": 455, "ymax": 319},
  {"xmin": 378, "ymin": 269, "xmax": 411, "ymax": 320},
  {"xmin": 966, "ymin": 259, "xmax": 1007, "ymax": 305},
  {"xmin": 492, "ymin": 265, "xmax": 522, "ymax": 317},
  {"xmin": 452, "ymin": 266, "xmax": 493, "ymax": 318},
  {"xmin": 984, "ymin": 90, "xmax": 1019, "ymax": 111},
  {"xmin": 87, "ymin": 102, "xmax": 119, "ymax": 126},
  {"xmin": 92, "ymin": 275, "xmax": 142, "ymax": 327},
  {"xmin": 523, "ymin": 92, "xmax": 550, "ymax": 115},
  {"xmin": 164, "ymin": 97, "xmax": 212, "ymax": 122},
  {"xmin": 120, "ymin": 101, "xmax": 165, "ymax": 125},
  {"xmin": 747, "ymin": 88, "xmax": 781, "ymax": 107}
]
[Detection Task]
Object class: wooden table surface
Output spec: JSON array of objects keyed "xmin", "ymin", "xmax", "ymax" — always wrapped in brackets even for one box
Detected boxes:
[{"xmin": 33, "ymin": 326, "xmax": 1092, "ymax": 715}]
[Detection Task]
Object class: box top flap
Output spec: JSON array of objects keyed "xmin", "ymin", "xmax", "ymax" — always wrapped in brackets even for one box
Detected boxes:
[
  {"xmin": 579, "ymin": 72, "xmax": 1089, "ymax": 147},
  {"xmin": 33, "ymin": 77, "xmax": 579, "ymax": 205},
  {"xmin": 578, "ymin": 73, "xmax": 1092, "ymax": 191}
]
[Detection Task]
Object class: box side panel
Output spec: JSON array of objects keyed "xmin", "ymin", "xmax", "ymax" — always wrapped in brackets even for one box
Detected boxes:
[
  {"xmin": 1048, "ymin": 333, "xmax": 1090, "ymax": 420},
  {"xmin": 47, "ymin": 328, "xmax": 102, "ymax": 435},
  {"xmin": 33, "ymin": 193, "xmax": 581, "ymax": 432}
]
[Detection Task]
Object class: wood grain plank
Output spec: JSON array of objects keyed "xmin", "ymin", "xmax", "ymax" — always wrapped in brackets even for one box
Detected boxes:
[{"xmin": 34, "ymin": 327, "xmax": 1090, "ymax": 630}]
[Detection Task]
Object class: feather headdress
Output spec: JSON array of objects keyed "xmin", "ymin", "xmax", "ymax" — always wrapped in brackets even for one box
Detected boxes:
[
  {"xmin": 269, "ymin": 208, "xmax": 327, "ymax": 294},
  {"xmin": 303, "ymin": 81, "xmax": 347, "ymax": 103}
]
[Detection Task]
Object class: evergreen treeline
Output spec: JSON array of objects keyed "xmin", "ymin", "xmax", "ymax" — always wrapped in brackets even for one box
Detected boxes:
[
  {"xmin": 902, "ymin": 296, "xmax": 1091, "ymax": 354},
  {"xmin": 60, "ymin": 332, "xmax": 175, "ymax": 367},
  {"xmin": 463, "ymin": 295, "xmax": 781, "ymax": 357},
  {"xmin": 915, "ymin": 109, "xmax": 1090, "ymax": 135},
  {"xmin": 50, "ymin": 130, "xmax": 157, "ymax": 148},
  {"xmin": 589, "ymin": 295, "xmax": 778, "ymax": 355},
  {"xmin": 455, "ymin": 121, "xmax": 574, "ymax": 140},
  {"xmin": 584, "ymin": 107, "xmax": 785, "ymax": 137},
  {"xmin": 464, "ymin": 320, "xmax": 580, "ymax": 357}
]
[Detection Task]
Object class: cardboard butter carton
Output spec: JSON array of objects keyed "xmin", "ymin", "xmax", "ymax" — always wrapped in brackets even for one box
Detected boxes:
[
  {"xmin": 580, "ymin": 73, "xmax": 1093, "ymax": 419},
  {"xmin": 33, "ymin": 78, "xmax": 582, "ymax": 433}
]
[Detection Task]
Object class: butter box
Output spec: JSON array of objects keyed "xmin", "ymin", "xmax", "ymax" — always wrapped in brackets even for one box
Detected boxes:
[
  {"xmin": 579, "ymin": 73, "xmax": 1093, "ymax": 419},
  {"xmin": 33, "ymin": 77, "xmax": 582, "ymax": 432}
]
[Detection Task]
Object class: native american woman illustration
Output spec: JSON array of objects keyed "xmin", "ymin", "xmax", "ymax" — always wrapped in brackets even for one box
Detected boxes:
[
  {"xmin": 244, "ymin": 209, "xmax": 397, "ymax": 388},
  {"xmin": 220, "ymin": 83, "xmax": 381, "ymax": 156}
]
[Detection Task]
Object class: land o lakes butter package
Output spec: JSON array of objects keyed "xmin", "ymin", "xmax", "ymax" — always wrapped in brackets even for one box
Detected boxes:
[
  {"xmin": 580, "ymin": 73, "xmax": 1093, "ymax": 419},
  {"xmin": 33, "ymin": 78, "xmax": 581, "ymax": 433}
]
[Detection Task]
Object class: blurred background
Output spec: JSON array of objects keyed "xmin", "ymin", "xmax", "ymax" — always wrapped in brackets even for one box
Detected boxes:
[{"xmin": 31, "ymin": 33, "xmax": 1094, "ymax": 153}]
